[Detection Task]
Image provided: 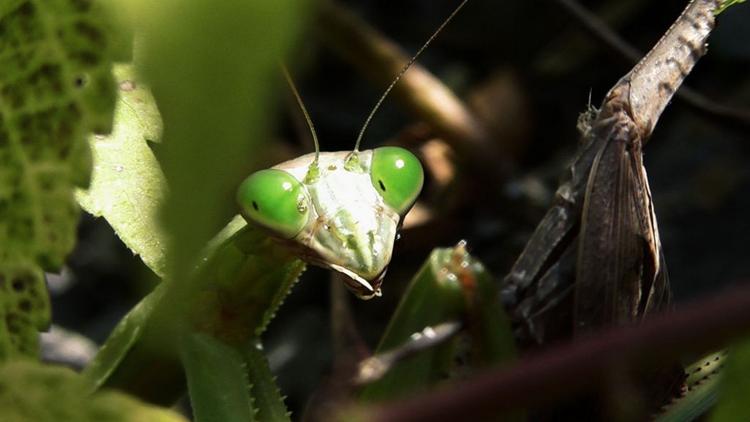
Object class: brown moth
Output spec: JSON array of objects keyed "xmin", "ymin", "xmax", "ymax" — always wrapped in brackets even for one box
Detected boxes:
[
  {"xmin": 500, "ymin": 1, "xmax": 720, "ymax": 414},
  {"xmin": 502, "ymin": 0, "xmax": 719, "ymax": 346}
]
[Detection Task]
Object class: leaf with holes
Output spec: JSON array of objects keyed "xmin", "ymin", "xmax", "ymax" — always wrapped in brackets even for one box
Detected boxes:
[
  {"xmin": 0, "ymin": 0, "xmax": 117, "ymax": 360},
  {"xmin": 0, "ymin": 360, "xmax": 187, "ymax": 421}
]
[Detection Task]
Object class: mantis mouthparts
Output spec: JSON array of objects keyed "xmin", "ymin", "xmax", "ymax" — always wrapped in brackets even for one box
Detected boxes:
[{"xmin": 331, "ymin": 263, "xmax": 385, "ymax": 300}]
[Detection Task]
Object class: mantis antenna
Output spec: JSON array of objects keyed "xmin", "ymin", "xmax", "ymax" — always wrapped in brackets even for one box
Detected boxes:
[
  {"xmin": 281, "ymin": 64, "xmax": 321, "ymax": 166},
  {"xmin": 352, "ymin": 0, "xmax": 469, "ymax": 152}
]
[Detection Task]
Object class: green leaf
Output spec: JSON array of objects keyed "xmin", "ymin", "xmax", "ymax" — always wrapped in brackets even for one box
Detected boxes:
[
  {"xmin": 181, "ymin": 333, "xmax": 257, "ymax": 422},
  {"xmin": 0, "ymin": 360, "xmax": 187, "ymax": 422},
  {"xmin": 0, "ymin": 266, "xmax": 49, "ymax": 360},
  {"xmin": 133, "ymin": 0, "xmax": 311, "ymax": 281},
  {"xmin": 717, "ymin": 0, "xmax": 746, "ymax": 14},
  {"xmin": 76, "ymin": 63, "xmax": 167, "ymax": 277},
  {"xmin": 711, "ymin": 340, "xmax": 750, "ymax": 421},
  {"xmin": 0, "ymin": 0, "xmax": 117, "ymax": 359}
]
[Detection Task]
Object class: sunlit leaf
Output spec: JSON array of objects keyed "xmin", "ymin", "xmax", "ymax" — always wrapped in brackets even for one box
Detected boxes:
[{"xmin": 76, "ymin": 63, "xmax": 166, "ymax": 277}]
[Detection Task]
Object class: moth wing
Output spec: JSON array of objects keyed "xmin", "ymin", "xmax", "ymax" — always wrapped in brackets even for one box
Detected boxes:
[
  {"xmin": 574, "ymin": 126, "xmax": 666, "ymax": 334},
  {"xmin": 634, "ymin": 154, "xmax": 671, "ymax": 317}
]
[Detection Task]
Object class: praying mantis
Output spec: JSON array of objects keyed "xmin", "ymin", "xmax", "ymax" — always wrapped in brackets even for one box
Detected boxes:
[
  {"xmin": 75, "ymin": 0, "xmax": 745, "ymax": 420},
  {"xmin": 81, "ymin": 0, "xmax": 516, "ymax": 419}
]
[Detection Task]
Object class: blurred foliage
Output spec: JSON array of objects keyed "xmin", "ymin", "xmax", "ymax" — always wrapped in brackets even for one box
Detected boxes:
[
  {"xmin": 82, "ymin": 0, "xmax": 312, "ymax": 417},
  {"xmin": 133, "ymin": 0, "xmax": 311, "ymax": 281},
  {"xmin": 0, "ymin": 360, "xmax": 186, "ymax": 422},
  {"xmin": 711, "ymin": 340, "xmax": 750, "ymax": 421}
]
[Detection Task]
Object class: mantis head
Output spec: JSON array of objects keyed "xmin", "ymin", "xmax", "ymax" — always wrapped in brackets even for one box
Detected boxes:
[
  {"xmin": 237, "ymin": 147, "xmax": 423, "ymax": 299},
  {"xmin": 236, "ymin": 0, "xmax": 466, "ymax": 298}
]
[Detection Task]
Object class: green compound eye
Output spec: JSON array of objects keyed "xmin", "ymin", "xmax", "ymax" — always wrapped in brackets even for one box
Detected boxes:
[
  {"xmin": 237, "ymin": 169, "xmax": 310, "ymax": 239},
  {"xmin": 370, "ymin": 146, "xmax": 424, "ymax": 214}
]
